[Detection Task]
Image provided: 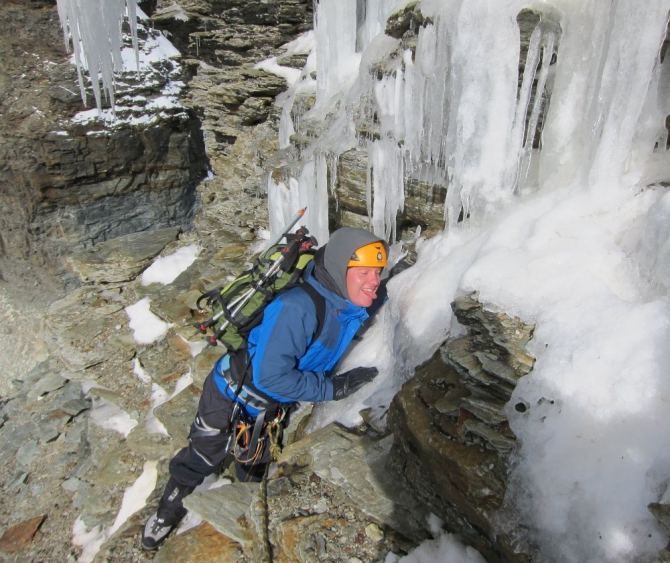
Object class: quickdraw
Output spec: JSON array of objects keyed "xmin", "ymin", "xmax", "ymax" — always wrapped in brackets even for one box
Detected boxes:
[{"xmin": 233, "ymin": 407, "xmax": 287, "ymax": 465}]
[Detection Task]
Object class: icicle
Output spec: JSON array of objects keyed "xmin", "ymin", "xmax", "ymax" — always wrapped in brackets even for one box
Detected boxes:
[
  {"xmin": 512, "ymin": 20, "xmax": 559, "ymax": 193},
  {"xmin": 267, "ymin": 174, "xmax": 292, "ymax": 237},
  {"xmin": 314, "ymin": 0, "xmax": 358, "ymax": 102},
  {"xmin": 441, "ymin": 1, "xmax": 521, "ymax": 225},
  {"xmin": 356, "ymin": 0, "xmax": 399, "ymax": 53},
  {"xmin": 282, "ymin": 158, "xmax": 330, "ymax": 246},
  {"xmin": 509, "ymin": 24, "xmax": 542, "ymax": 189},
  {"xmin": 328, "ymin": 153, "xmax": 340, "ymax": 211},
  {"xmin": 369, "ymin": 138, "xmax": 404, "ymax": 241},
  {"xmin": 587, "ymin": 0, "xmax": 670, "ymax": 188},
  {"xmin": 56, "ymin": 0, "xmax": 140, "ymax": 114}
]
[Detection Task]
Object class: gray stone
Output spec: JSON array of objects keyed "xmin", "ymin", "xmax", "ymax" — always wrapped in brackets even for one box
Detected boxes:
[
  {"xmin": 55, "ymin": 398, "xmax": 90, "ymax": 417},
  {"xmin": 152, "ymin": 385, "xmax": 200, "ymax": 451},
  {"xmin": 37, "ymin": 415, "xmax": 68, "ymax": 444},
  {"xmin": 276, "ymin": 424, "xmax": 430, "ymax": 543},
  {"xmin": 463, "ymin": 419, "xmax": 516, "ymax": 454},
  {"xmin": 62, "ymin": 477, "xmax": 82, "ymax": 492},
  {"xmin": 15, "ymin": 440, "xmax": 41, "ymax": 468},
  {"xmin": 460, "ymin": 396, "xmax": 508, "ymax": 426},
  {"xmin": 183, "ymin": 483, "xmax": 261, "ymax": 547},
  {"xmin": 387, "ymin": 293, "xmax": 538, "ymax": 563},
  {"xmin": 27, "ymin": 373, "xmax": 69, "ymax": 400},
  {"xmin": 44, "ymin": 287, "xmax": 137, "ymax": 371},
  {"xmin": 64, "ymin": 227, "xmax": 182, "ymax": 283},
  {"xmin": 8, "ymin": 472, "xmax": 29, "ymax": 493},
  {"xmin": 125, "ymin": 419, "xmax": 175, "ymax": 459}
]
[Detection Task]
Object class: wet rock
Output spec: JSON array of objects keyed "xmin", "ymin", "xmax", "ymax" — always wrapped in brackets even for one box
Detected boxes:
[
  {"xmin": 650, "ymin": 502, "xmax": 670, "ymax": 532},
  {"xmin": 385, "ymin": 1, "xmax": 430, "ymax": 45},
  {"xmin": 333, "ymin": 148, "xmax": 446, "ymax": 237}
]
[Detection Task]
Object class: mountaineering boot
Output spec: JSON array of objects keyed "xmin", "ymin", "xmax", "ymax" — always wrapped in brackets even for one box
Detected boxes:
[
  {"xmin": 141, "ymin": 477, "xmax": 195, "ymax": 551},
  {"xmin": 141, "ymin": 512, "xmax": 176, "ymax": 551}
]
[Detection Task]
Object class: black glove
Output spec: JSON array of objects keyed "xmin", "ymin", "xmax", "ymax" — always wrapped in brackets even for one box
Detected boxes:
[{"xmin": 331, "ymin": 367, "xmax": 379, "ymax": 400}]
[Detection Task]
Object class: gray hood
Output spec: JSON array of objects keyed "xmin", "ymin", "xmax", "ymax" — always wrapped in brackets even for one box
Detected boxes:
[{"xmin": 314, "ymin": 228, "xmax": 387, "ymax": 300}]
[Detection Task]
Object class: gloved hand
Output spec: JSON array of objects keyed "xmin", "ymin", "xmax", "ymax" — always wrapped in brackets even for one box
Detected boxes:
[{"xmin": 331, "ymin": 367, "xmax": 379, "ymax": 400}]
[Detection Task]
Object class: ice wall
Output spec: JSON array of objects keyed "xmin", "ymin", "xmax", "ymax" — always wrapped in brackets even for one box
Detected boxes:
[{"xmin": 281, "ymin": 0, "xmax": 670, "ymax": 561}]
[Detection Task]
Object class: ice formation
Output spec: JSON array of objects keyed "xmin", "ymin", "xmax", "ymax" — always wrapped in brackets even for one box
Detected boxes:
[
  {"xmin": 283, "ymin": 0, "xmax": 670, "ymax": 561},
  {"xmin": 56, "ymin": 0, "xmax": 138, "ymax": 111}
]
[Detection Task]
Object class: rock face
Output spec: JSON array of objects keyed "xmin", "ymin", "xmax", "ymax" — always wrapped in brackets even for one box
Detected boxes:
[
  {"xmin": 0, "ymin": 238, "xmax": 545, "ymax": 563},
  {"xmin": 0, "ymin": 0, "xmax": 207, "ymax": 285},
  {"xmin": 149, "ymin": 0, "xmax": 315, "ymax": 244},
  {"xmin": 63, "ymin": 227, "xmax": 182, "ymax": 283},
  {"xmin": 387, "ymin": 293, "xmax": 537, "ymax": 563},
  {"xmin": 0, "ymin": 229, "xmax": 430, "ymax": 562}
]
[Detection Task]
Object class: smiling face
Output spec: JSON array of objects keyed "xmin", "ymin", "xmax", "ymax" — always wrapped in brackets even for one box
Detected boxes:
[{"xmin": 346, "ymin": 266, "xmax": 382, "ymax": 307}]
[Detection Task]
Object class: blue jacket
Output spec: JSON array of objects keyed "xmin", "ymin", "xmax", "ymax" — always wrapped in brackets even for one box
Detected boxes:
[{"xmin": 212, "ymin": 262, "xmax": 369, "ymax": 410}]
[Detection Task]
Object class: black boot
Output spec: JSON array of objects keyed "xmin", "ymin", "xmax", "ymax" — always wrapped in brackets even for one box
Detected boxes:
[{"xmin": 141, "ymin": 477, "xmax": 195, "ymax": 551}]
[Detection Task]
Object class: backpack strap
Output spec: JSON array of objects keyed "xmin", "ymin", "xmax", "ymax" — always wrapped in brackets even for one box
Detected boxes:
[
  {"xmin": 226, "ymin": 282, "xmax": 327, "ymax": 407},
  {"xmin": 298, "ymin": 282, "xmax": 327, "ymax": 344}
]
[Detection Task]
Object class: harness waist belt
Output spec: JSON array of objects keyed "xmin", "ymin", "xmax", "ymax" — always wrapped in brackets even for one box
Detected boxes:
[{"xmin": 220, "ymin": 366, "xmax": 272, "ymax": 411}]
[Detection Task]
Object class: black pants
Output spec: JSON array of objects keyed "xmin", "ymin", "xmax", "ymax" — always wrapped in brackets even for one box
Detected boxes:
[{"xmin": 157, "ymin": 371, "xmax": 272, "ymax": 523}]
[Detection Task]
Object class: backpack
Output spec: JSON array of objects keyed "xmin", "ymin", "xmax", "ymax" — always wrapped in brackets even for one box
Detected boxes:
[{"xmin": 195, "ymin": 227, "xmax": 326, "ymax": 352}]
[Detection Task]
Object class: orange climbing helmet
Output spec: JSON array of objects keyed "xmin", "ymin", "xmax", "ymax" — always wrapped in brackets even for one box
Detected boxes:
[{"xmin": 348, "ymin": 241, "xmax": 388, "ymax": 268}]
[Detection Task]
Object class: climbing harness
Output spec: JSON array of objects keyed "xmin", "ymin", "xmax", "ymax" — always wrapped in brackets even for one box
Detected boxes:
[{"xmin": 233, "ymin": 406, "xmax": 288, "ymax": 466}]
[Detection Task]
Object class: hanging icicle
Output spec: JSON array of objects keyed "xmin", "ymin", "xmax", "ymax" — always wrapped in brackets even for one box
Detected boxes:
[{"xmin": 56, "ymin": 0, "xmax": 139, "ymax": 113}]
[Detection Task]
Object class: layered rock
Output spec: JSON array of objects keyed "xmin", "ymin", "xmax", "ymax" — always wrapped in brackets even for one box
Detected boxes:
[
  {"xmin": 0, "ymin": 228, "xmax": 432, "ymax": 562},
  {"xmin": 0, "ymin": 0, "xmax": 207, "ymax": 285},
  {"xmin": 387, "ymin": 292, "xmax": 537, "ymax": 563},
  {"xmin": 183, "ymin": 423, "xmax": 429, "ymax": 562},
  {"xmin": 149, "ymin": 0, "xmax": 314, "ymax": 242}
]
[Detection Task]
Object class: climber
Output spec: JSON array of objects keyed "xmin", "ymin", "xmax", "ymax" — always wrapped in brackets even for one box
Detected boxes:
[{"xmin": 141, "ymin": 227, "xmax": 388, "ymax": 551}]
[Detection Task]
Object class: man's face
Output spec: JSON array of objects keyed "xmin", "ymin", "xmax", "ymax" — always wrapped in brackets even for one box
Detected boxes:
[{"xmin": 346, "ymin": 266, "xmax": 382, "ymax": 307}]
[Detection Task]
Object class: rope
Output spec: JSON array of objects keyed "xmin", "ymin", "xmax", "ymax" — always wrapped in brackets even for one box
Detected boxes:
[
  {"xmin": 235, "ymin": 417, "xmax": 284, "ymax": 561},
  {"xmin": 260, "ymin": 465, "xmax": 272, "ymax": 563},
  {"xmin": 259, "ymin": 421, "xmax": 282, "ymax": 562},
  {"xmin": 268, "ymin": 422, "xmax": 282, "ymax": 461}
]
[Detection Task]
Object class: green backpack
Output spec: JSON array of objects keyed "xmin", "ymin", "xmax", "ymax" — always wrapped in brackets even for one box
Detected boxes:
[{"xmin": 195, "ymin": 227, "xmax": 325, "ymax": 351}]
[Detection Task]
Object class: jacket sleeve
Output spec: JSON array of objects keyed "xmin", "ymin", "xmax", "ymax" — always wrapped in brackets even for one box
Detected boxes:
[{"xmin": 249, "ymin": 292, "xmax": 334, "ymax": 402}]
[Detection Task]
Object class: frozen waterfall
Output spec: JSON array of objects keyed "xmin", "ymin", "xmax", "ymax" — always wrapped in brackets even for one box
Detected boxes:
[{"xmin": 284, "ymin": 1, "xmax": 670, "ymax": 562}]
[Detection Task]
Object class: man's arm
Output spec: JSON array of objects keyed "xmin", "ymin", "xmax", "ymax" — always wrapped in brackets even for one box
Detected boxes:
[{"xmin": 250, "ymin": 293, "xmax": 335, "ymax": 402}]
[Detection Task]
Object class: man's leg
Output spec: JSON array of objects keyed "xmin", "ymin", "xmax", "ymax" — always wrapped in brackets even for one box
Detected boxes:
[{"xmin": 142, "ymin": 372, "xmax": 237, "ymax": 551}]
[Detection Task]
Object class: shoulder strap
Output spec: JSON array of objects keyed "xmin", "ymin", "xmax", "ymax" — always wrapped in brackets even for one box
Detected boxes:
[{"xmin": 299, "ymin": 282, "xmax": 327, "ymax": 344}]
